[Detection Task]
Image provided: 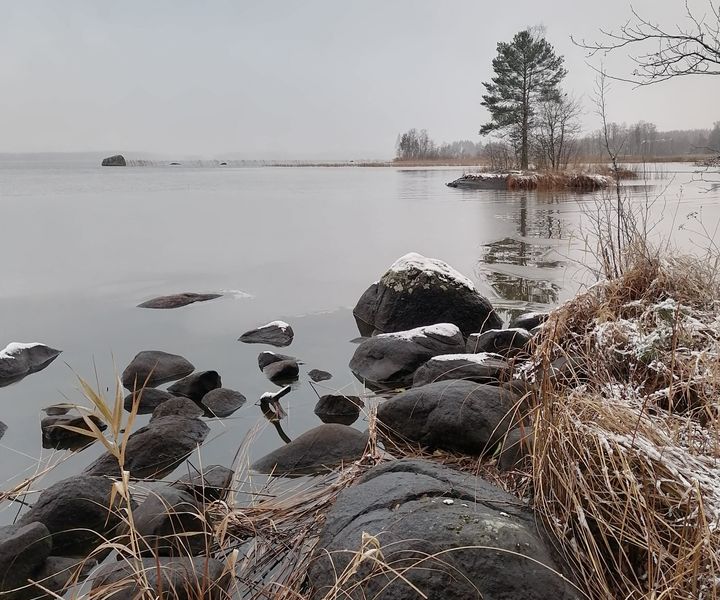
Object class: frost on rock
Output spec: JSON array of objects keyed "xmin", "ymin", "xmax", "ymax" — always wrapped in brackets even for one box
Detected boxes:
[
  {"xmin": 382, "ymin": 252, "xmax": 476, "ymax": 292},
  {"xmin": 0, "ymin": 342, "xmax": 43, "ymax": 360},
  {"xmin": 430, "ymin": 352, "xmax": 505, "ymax": 364},
  {"xmin": 377, "ymin": 323, "xmax": 461, "ymax": 342},
  {"xmin": 261, "ymin": 321, "xmax": 291, "ymax": 331}
]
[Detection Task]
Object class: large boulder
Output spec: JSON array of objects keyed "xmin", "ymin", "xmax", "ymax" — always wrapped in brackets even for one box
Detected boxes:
[
  {"xmin": 13, "ymin": 556, "xmax": 96, "ymax": 600},
  {"xmin": 201, "ymin": 388, "xmax": 246, "ymax": 418},
  {"xmin": 127, "ymin": 488, "xmax": 209, "ymax": 556},
  {"xmin": 308, "ymin": 459, "xmax": 577, "ymax": 600},
  {"xmin": 466, "ymin": 328, "xmax": 533, "ymax": 358},
  {"xmin": 314, "ymin": 394, "xmax": 364, "ymax": 426},
  {"xmin": 167, "ymin": 370, "xmax": 221, "ymax": 402},
  {"xmin": 83, "ymin": 416, "xmax": 209, "ymax": 479},
  {"xmin": 412, "ymin": 353, "xmax": 509, "ymax": 387},
  {"xmin": 121, "ymin": 351, "xmax": 194, "ymax": 390},
  {"xmin": 138, "ymin": 292, "xmax": 222, "ymax": 309},
  {"xmin": 353, "ymin": 253, "xmax": 501, "ymax": 338},
  {"xmin": 349, "ymin": 323, "xmax": 465, "ymax": 390},
  {"xmin": 101, "ymin": 154, "xmax": 126, "ymax": 166},
  {"xmin": 0, "ymin": 522, "xmax": 52, "ymax": 593},
  {"xmin": 0, "ymin": 343, "xmax": 61, "ymax": 388},
  {"xmin": 251, "ymin": 424, "xmax": 367, "ymax": 476},
  {"xmin": 18, "ymin": 475, "xmax": 123, "ymax": 557},
  {"xmin": 376, "ymin": 380, "xmax": 520, "ymax": 455},
  {"xmin": 91, "ymin": 557, "xmax": 231, "ymax": 600},
  {"xmin": 40, "ymin": 414, "xmax": 106, "ymax": 450},
  {"xmin": 239, "ymin": 321, "xmax": 294, "ymax": 347}
]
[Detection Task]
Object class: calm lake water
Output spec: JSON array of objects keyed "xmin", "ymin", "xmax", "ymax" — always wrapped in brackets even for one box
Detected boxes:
[{"xmin": 0, "ymin": 157, "xmax": 717, "ymax": 517}]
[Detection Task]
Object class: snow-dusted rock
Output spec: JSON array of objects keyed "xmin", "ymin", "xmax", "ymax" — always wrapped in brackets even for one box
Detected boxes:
[
  {"xmin": 466, "ymin": 328, "xmax": 533, "ymax": 357},
  {"xmin": 239, "ymin": 321, "xmax": 294, "ymax": 347},
  {"xmin": 353, "ymin": 253, "xmax": 501, "ymax": 338},
  {"xmin": 412, "ymin": 352, "xmax": 509, "ymax": 387},
  {"xmin": 0, "ymin": 342, "xmax": 61, "ymax": 388}
]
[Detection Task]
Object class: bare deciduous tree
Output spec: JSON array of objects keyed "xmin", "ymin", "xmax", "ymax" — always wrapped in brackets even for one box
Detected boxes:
[
  {"xmin": 533, "ymin": 93, "xmax": 583, "ymax": 170},
  {"xmin": 574, "ymin": 2, "xmax": 720, "ymax": 84}
]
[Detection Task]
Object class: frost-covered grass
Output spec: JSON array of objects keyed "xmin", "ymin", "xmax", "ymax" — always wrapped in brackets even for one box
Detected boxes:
[{"xmin": 527, "ymin": 255, "xmax": 720, "ymax": 599}]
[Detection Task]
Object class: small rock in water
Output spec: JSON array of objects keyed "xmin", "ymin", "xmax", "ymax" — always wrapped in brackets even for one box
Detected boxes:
[
  {"xmin": 150, "ymin": 397, "xmax": 204, "ymax": 422},
  {"xmin": 239, "ymin": 320, "xmax": 294, "ymax": 347},
  {"xmin": 263, "ymin": 359, "xmax": 299, "ymax": 384},
  {"xmin": 0, "ymin": 342, "xmax": 62, "ymax": 388},
  {"xmin": 42, "ymin": 403, "xmax": 75, "ymax": 416},
  {"xmin": 0, "ymin": 421, "xmax": 6, "ymax": 441},
  {"xmin": 251, "ymin": 423, "xmax": 368, "ymax": 476},
  {"xmin": 314, "ymin": 394, "xmax": 364, "ymax": 426},
  {"xmin": 509, "ymin": 311, "xmax": 549, "ymax": 331},
  {"xmin": 137, "ymin": 292, "xmax": 222, "ymax": 309},
  {"xmin": 308, "ymin": 369, "xmax": 332, "ymax": 382},
  {"xmin": 41, "ymin": 414, "xmax": 107, "ymax": 451},
  {"xmin": 201, "ymin": 387, "xmax": 246, "ymax": 417},
  {"xmin": 167, "ymin": 370, "xmax": 222, "ymax": 402},
  {"xmin": 123, "ymin": 387, "xmax": 178, "ymax": 414},
  {"xmin": 257, "ymin": 351, "xmax": 297, "ymax": 371},
  {"xmin": 121, "ymin": 350, "xmax": 195, "ymax": 390},
  {"xmin": 172, "ymin": 464, "xmax": 234, "ymax": 503},
  {"xmin": 466, "ymin": 328, "xmax": 533, "ymax": 358},
  {"xmin": 101, "ymin": 154, "xmax": 126, "ymax": 166}
]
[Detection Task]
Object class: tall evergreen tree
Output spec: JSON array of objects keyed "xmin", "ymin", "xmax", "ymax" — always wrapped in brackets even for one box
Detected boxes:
[{"xmin": 480, "ymin": 28, "xmax": 567, "ymax": 169}]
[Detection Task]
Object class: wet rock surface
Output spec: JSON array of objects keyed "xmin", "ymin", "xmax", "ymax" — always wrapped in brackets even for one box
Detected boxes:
[
  {"xmin": 138, "ymin": 292, "xmax": 222, "ymax": 309},
  {"xmin": 466, "ymin": 328, "xmax": 533, "ymax": 358},
  {"xmin": 239, "ymin": 321, "xmax": 294, "ymax": 347},
  {"xmin": 91, "ymin": 557, "xmax": 231, "ymax": 600},
  {"xmin": 40, "ymin": 413, "xmax": 106, "ymax": 450},
  {"xmin": 201, "ymin": 387, "xmax": 246, "ymax": 417},
  {"xmin": 377, "ymin": 380, "xmax": 520, "ymax": 455},
  {"xmin": 257, "ymin": 351, "xmax": 296, "ymax": 371},
  {"xmin": 353, "ymin": 253, "xmax": 502, "ymax": 338},
  {"xmin": 0, "ymin": 343, "xmax": 62, "ymax": 388},
  {"xmin": 83, "ymin": 416, "xmax": 209, "ymax": 479},
  {"xmin": 309, "ymin": 459, "xmax": 577, "ymax": 600},
  {"xmin": 349, "ymin": 323, "xmax": 466, "ymax": 390},
  {"xmin": 262, "ymin": 359, "xmax": 299, "ymax": 384},
  {"xmin": 252, "ymin": 424, "xmax": 367, "ymax": 476},
  {"xmin": 412, "ymin": 353, "xmax": 510, "ymax": 387},
  {"xmin": 167, "ymin": 370, "xmax": 222, "ymax": 402},
  {"xmin": 314, "ymin": 394, "xmax": 364, "ymax": 425},
  {"xmin": 18, "ymin": 475, "xmax": 123, "ymax": 557},
  {"xmin": 308, "ymin": 368, "xmax": 332, "ymax": 382},
  {"xmin": 150, "ymin": 397, "xmax": 204, "ymax": 422},
  {"xmin": 123, "ymin": 387, "xmax": 178, "ymax": 414},
  {"xmin": 121, "ymin": 351, "xmax": 195, "ymax": 390}
]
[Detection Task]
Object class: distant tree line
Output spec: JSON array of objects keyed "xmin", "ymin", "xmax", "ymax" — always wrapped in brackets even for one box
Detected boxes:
[{"xmin": 395, "ymin": 128, "xmax": 483, "ymax": 160}]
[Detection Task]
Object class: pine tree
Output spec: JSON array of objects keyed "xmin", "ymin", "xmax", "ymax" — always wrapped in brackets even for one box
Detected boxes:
[{"xmin": 480, "ymin": 28, "xmax": 567, "ymax": 169}]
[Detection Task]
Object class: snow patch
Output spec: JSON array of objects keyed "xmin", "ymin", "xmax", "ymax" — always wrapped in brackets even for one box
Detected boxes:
[
  {"xmin": 259, "ymin": 321, "xmax": 291, "ymax": 331},
  {"xmin": 0, "ymin": 342, "xmax": 42, "ymax": 360},
  {"xmin": 430, "ymin": 352, "xmax": 505, "ymax": 364},
  {"xmin": 386, "ymin": 253, "xmax": 476, "ymax": 291},
  {"xmin": 378, "ymin": 323, "xmax": 461, "ymax": 341},
  {"xmin": 220, "ymin": 289, "xmax": 253, "ymax": 299}
]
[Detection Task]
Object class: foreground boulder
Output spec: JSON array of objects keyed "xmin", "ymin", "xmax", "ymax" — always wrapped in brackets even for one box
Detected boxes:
[
  {"xmin": 121, "ymin": 351, "xmax": 194, "ymax": 390},
  {"xmin": 41, "ymin": 414, "xmax": 106, "ymax": 450},
  {"xmin": 466, "ymin": 328, "xmax": 533, "ymax": 358},
  {"xmin": 18, "ymin": 475, "xmax": 123, "ymax": 557},
  {"xmin": 83, "ymin": 416, "xmax": 209, "ymax": 479},
  {"xmin": 101, "ymin": 154, "xmax": 126, "ymax": 166},
  {"xmin": 349, "ymin": 323, "xmax": 465, "ymax": 390},
  {"xmin": 167, "ymin": 370, "xmax": 222, "ymax": 402},
  {"xmin": 252, "ymin": 424, "xmax": 367, "ymax": 476},
  {"xmin": 314, "ymin": 395, "xmax": 364, "ymax": 425},
  {"xmin": 377, "ymin": 380, "xmax": 520, "ymax": 455},
  {"xmin": 201, "ymin": 388, "xmax": 246, "ymax": 417},
  {"xmin": 0, "ymin": 522, "xmax": 52, "ymax": 593},
  {"xmin": 412, "ymin": 353, "xmax": 509, "ymax": 387},
  {"xmin": 239, "ymin": 321, "xmax": 294, "ymax": 347},
  {"xmin": 0, "ymin": 343, "xmax": 61, "ymax": 388},
  {"xmin": 138, "ymin": 292, "xmax": 222, "ymax": 309},
  {"xmin": 91, "ymin": 557, "xmax": 231, "ymax": 600},
  {"xmin": 353, "ymin": 253, "xmax": 501, "ymax": 337},
  {"xmin": 308, "ymin": 459, "xmax": 576, "ymax": 600}
]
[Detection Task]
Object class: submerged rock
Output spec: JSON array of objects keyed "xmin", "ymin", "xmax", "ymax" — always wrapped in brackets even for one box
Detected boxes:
[
  {"xmin": 172, "ymin": 465, "xmax": 234, "ymax": 503},
  {"xmin": 121, "ymin": 350, "xmax": 194, "ymax": 390},
  {"xmin": 239, "ymin": 321, "xmax": 294, "ymax": 347},
  {"xmin": 349, "ymin": 323, "xmax": 465, "ymax": 390},
  {"xmin": 314, "ymin": 394, "xmax": 364, "ymax": 426},
  {"xmin": 412, "ymin": 352, "xmax": 509, "ymax": 387},
  {"xmin": 83, "ymin": 416, "xmax": 209, "ymax": 479},
  {"xmin": 41, "ymin": 414, "xmax": 106, "ymax": 450},
  {"xmin": 0, "ymin": 522, "xmax": 52, "ymax": 594},
  {"xmin": 308, "ymin": 368, "xmax": 332, "ymax": 382},
  {"xmin": 252, "ymin": 424, "xmax": 367, "ymax": 476},
  {"xmin": 18, "ymin": 475, "xmax": 123, "ymax": 557},
  {"xmin": 137, "ymin": 292, "xmax": 222, "ymax": 309},
  {"xmin": 167, "ymin": 370, "xmax": 221, "ymax": 402},
  {"xmin": 353, "ymin": 253, "xmax": 501, "ymax": 338},
  {"xmin": 466, "ymin": 328, "xmax": 533, "ymax": 358},
  {"xmin": 262, "ymin": 359, "xmax": 299, "ymax": 384},
  {"xmin": 257, "ymin": 351, "xmax": 297, "ymax": 371},
  {"xmin": 91, "ymin": 557, "xmax": 231, "ymax": 600},
  {"xmin": 0, "ymin": 422, "xmax": 5, "ymax": 441},
  {"xmin": 377, "ymin": 380, "xmax": 520, "ymax": 455},
  {"xmin": 101, "ymin": 154, "xmax": 126, "ymax": 166},
  {"xmin": 308, "ymin": 459, "xmax": 577, "ymax": 600},
  {"xmin": 0, "ymin": 343, "xmax": 61, "ymax": 388},
  {"xmin": 201, "ymin": 387, "xmax": 246, "ymax": 417}
]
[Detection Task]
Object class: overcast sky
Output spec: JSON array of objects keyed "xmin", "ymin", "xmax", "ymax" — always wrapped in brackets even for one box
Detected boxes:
[{"xmin": 1, "ymin": 0, "xmax": 717, "ymax": 158}]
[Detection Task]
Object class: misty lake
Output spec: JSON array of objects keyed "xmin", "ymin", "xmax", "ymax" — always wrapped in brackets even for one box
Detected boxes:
[{"xmin": 0, "ymin": 158, "xmax": 718, "ymax": 513}]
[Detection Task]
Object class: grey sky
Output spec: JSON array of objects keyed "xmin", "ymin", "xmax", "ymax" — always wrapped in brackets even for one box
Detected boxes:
[{"xmin": 1, "ymin": 0, "xmax": 717, "ymax": 158}]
